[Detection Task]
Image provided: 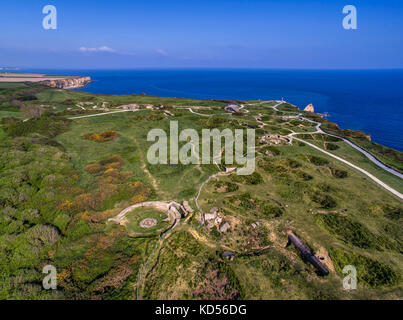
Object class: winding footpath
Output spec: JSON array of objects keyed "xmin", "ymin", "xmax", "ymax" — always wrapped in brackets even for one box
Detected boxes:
[
  {"xmin": 68, "ymin": 109, "xmax": 134, "ymax": 119},
  {"xmin": 263, "ymin": 102, "xmax": 403, "ymax": 199}
]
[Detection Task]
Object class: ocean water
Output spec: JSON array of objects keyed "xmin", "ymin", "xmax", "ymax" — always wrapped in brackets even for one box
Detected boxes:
[{"xmin": 26, "ymin": 69, "xmax": 403, "ymax": 151}]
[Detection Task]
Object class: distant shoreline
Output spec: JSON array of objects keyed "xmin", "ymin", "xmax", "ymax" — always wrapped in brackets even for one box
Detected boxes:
[{"xmin": 0, "ymin": 72, "xmax": 92, "ymax": 89}]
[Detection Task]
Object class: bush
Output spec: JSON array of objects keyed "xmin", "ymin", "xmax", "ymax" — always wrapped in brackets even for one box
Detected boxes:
[
  {"xmin": 84, "ymin": 163, "xmax": 103, "ymax": 174},
  {"xmin": 5, "ymin": 116, "xmax": 71, "ymax": 138},
  {"xmin": 306, "ymin": 155, "xmax": 329, "ymax": 166},
  {"xmin": 316, "ymin": 214, "xmax": 378, "ymax": 249},
  {"xmin": 232, "ymin": 172, "xmax": 263, "ymax": 185},
  {"xmin": 383, "ymin": 205, "xmax": 402, "ymax": 221},
  {"xmin": 295, "ymin": 170, "xmax": 313, "ymax": 181},
  {"xmin": 261, "ymin": 202, "xmax": 284, "ymax": 217},
  {"xmin": 325, "ymin": 142, "xmax": 339, "ymax": 150},
  {"xmin": 329, "ymin": 248, "xmax": 399, "ymax": 288},
  {"xmin": 26, "ymin": 225, "xmax": 60, "ymax": 247},
  {"xmin": 311, "ymin": 193, "xmax": 337, "ymax": 209},
  {"xmin": 82, "ymin": 130, "xmax": 118, "ymax": 142},
  {"xmin": 331, "ymin": 167, "xmax": 348, "ymax": 179}
]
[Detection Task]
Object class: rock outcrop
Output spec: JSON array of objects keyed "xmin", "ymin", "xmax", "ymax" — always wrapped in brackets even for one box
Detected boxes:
[
  {"xmin": 304, "ymin": 103, "xmax": 314, "ymax": 113},
  {"xmin": 41, "ymin": 76, "xmax": 91, "ymax": 89}
]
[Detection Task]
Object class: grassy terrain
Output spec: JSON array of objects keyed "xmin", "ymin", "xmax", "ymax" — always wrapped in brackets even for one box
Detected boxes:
[
  {"xmin": 321, "ymin": 119, "xmax": 403, "ymax": 172},
  {"xmin": 0, "ymin": 83, "xmax": 401, "ymax": 300},
  {"xmin": 123, "ymin": 207, "xmax": 170, "ymax": 235},
  {"xmin": 295, "ymin": 133, "xmax": 403, "ymax": 193}
]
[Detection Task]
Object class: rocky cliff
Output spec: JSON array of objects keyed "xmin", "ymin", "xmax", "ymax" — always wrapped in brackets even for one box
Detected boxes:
[
  {"xmin": 304, "ymin": 103, "xmax": 314, "ymax": 113},
  {"xmin": 41, "ymin": 76, "xmax": 91, "ymax": 89}
]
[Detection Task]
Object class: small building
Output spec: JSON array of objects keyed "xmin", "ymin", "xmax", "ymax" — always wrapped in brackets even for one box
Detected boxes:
[{"xmin": 122, "ymin": 104, "xmax": 138, "ymax": 110}]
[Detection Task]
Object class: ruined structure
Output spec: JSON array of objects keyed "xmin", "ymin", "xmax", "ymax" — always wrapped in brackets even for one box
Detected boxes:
[{"xmin": 287, "ymin": 231, "xmax": 329, "ymax": 276}]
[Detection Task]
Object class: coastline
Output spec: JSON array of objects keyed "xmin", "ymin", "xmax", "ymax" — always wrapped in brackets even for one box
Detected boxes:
[
  {"xmin": 1, "ymin": 71, "xmax": 402, "ymax": 170},
  {"xmin": 57, "ymin": 69, "xmax": 403, "ymax": 152},
  {"xmin": 0, "ymin": 72, "xmax": 92, "ymax": 89}
]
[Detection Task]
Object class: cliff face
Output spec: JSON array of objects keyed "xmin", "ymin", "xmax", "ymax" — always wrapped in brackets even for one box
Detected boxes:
[
  {"xmin": 304, "ymin": 103, "xmax": 314, "ymax": 113},
  {"xmin": 41, "ymin": 76, "xmax": 91, "ymax": 89}
]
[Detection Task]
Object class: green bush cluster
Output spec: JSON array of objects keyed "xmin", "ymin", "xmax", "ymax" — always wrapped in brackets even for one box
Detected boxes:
[{"xmin": 329, "ymin": 247, "xmax": 399, "ymax": 288}]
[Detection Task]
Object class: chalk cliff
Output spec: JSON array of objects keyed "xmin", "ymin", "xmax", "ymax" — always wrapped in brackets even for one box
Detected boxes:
[
  {"xmin": 41, "ymin": 76, "xmax": 91, "ymax": 89},
  {"xmin": 304, "ymin": 103, "xmax": 314, "ymax": 113}
]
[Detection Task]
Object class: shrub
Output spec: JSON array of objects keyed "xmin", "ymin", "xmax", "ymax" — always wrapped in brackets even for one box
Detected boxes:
[
  {"xmin": 100, "ymin": 155, "xmax": 124, "ymax": 167},
  {"xmin": 5, "ymin": 117, "xmax": 71, "ymax": 138},
  {"xmin": 232, "ymin": 172, "xmax": 263, "ymax": 185},
  {"xmin": 311, "ymin": 193, "xmax": 337, "ymax": 209},
  {"xmin": 280, "ymin": 158, "xmax": 301, "ymax": 169},
  {"xmin": 53, "ymin": 214, "xmax": 71, "ymax": 232},
  {"xmin": 325, "ymin": 142, "xmax": 339, "ymax": 150},
  {"xmin": 331, "ymin": 167, "xmax": 348, "ymax": 179},
  {"xmin": 306, "ymin": 155, "xmax": 329, "ymax": 166},
  {"xmin": 261, "ymin": 202, "xmax": 284, "ymax": 217},
  {"xmin": 295, "ymin": 170, "xmax": 313, "ymax": 181},
  {"xmin": 329, "ymin": 248, "xmax": 399, "ymax": 288},
  {"xmin": 383, "ymin": 205, "xmax": 402, "ymax": 221},
  {"xmin": 82, "ymin": 130, "xmax": 117, "ymax": 142},
  {"xmin": 26, "ymin": 225, "xmax": 60, "ymax": 247},
  {"xmin": 316, "ymin": 214, "xmax": 377, "ymax": 249},
  {"xmin": 84, "ymin": 163, "xmax": 103, "ymax": 174}
]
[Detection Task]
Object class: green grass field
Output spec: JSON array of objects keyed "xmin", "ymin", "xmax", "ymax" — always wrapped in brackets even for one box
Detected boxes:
[
  {"xmin": 123, "ymin": 207, "xmax": 170, "ymax": 235},
  {"xmin": 0, "ymin": 83, "xmax": 401, "ymax": 300}
]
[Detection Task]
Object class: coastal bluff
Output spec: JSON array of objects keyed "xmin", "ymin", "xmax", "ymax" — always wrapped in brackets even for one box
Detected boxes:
[
  {"xmin": 304, "ymin": 103, "xmax": 314, "ymax": 112},
  {"xmin": 40, "ymin": 76, "xmax": 91, "ymax": 89},
  {"xmin": 0, "ymin": 72, "xmax": 91, "ymax": 89}
]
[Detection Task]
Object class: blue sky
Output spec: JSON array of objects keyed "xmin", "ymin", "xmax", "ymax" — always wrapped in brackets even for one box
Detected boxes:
[{"xmin": 1, "ymin": 0, "xmax": 402, "ymax": 69}]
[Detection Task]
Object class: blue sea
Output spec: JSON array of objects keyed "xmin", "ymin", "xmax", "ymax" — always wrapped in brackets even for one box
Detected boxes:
[{"xmin": 25, "ymin": 69, "xmax": 403, "ymax": 151}]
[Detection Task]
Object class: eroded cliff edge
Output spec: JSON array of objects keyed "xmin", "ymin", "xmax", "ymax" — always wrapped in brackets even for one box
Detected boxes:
[{"xmin": 41, "ymin": 76, "xmax": 92, "ymax": 89}]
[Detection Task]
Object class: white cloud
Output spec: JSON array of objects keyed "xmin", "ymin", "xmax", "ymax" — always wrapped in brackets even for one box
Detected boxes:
[
  {"xmin": 79, "ymin": 46, "xmax": 116, "ymax": 53},
  {"xmin": 156, "ymin": 49, "xmax": 168, "ymax": 56}
]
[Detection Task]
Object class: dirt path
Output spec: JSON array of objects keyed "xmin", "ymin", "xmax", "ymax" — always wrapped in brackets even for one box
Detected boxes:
[{"xmin": 68, "ymin": 109, "xmax": 133, "ymax": 119}]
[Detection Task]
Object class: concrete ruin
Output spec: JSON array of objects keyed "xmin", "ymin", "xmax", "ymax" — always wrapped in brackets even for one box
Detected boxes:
[
  {"xmin": 183, "ymin": 201, "xmax": 194, "ymax": 213},
  {"xmin": 219, "ymin": 222, "xmax": 231, "ymax": 233},
  {"xmin": 224, "ymin": 104, "xmax": 240, "ymax": 113},
  {"xmin": 287, "ymin": 231, "xmax": 329, "ymax": 276}
]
